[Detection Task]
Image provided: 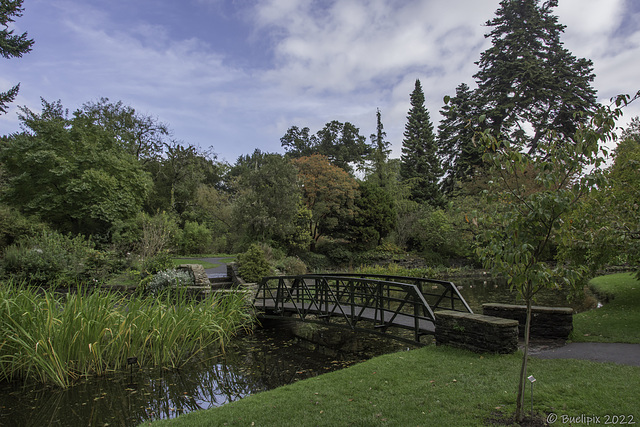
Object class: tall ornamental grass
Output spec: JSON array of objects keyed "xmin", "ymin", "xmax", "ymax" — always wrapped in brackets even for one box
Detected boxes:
[{"xmin": 0, "ymin": 282, "xmax": 254, "ymax": 388}]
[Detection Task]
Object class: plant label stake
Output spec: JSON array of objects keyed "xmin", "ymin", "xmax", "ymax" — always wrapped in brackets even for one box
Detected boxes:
[{"xmin": 528, "ymin": 375, "xmax": 536, "ymax": 416}]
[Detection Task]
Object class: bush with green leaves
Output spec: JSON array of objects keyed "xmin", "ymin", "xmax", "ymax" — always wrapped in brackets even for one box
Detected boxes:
[
  {"xmin": 1, "ymin": 231, "xmax": 108, "ymax": 287},
  {"xmin": 237, "ymin": 244, "xmax": 272, "ymax": 283},
  {"xmin": 144, "ymin": 269, "xmax": 194, "ymax": 296},
  {"xmin": 178, "ymin": 220, "xmax": 213, "ymax": 255},
  {"xmin": 277, "ymin": 256, "xmax": 308, "ymax": 276}
]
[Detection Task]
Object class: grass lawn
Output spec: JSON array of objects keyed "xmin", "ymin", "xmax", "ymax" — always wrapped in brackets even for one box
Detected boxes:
[
  {"xmin": 145, "ymin": 346, "xmax": 638, "ymax": 426},
  {"xmin": 142, "ymin": 272, "xmax": 640, "ymax": 426},
  {"xmin": 572, "ymin": 272, "xmax": 640, "ymax": 344}
]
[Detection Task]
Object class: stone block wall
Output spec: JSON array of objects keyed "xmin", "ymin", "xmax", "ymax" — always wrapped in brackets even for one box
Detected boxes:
[
  {"xmin": 482, "ymin": 303, "xmax": 573, "ymax": 340},
  {"xmin": 176, "ymin": 264, "xmax": 210, "ymax": 287},
  {"xmin": 434, "ymin": 311, "xmax": 519, "ymax": 354}
]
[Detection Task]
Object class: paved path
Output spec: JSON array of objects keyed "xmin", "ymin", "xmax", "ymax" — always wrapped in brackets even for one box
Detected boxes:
[
  {"xmin": 533, "ymin": 342, "xmax": 640, "ymax": 367},
  {"xmin": 180, "ymin": 257, "xmax": 229, "ymax": 277}
]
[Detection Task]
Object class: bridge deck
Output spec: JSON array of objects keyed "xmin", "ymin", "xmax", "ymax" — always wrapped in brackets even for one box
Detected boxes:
[{"xmin": 254, "ymin": 299, "xmax": 436, "ymax": 334}]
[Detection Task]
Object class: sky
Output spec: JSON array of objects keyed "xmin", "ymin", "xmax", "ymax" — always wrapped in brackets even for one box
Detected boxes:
[{"xmin": 1, "ymin": 0, "xmax": 639, "ymax": 163}]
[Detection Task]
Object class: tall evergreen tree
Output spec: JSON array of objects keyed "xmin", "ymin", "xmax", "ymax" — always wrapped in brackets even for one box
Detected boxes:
[
  {"xmin": 400, "ymin": 79, "xmax": 443, "ymax": 206},
  {"xmin": 0, "ymin": 0, "xmax": 34, "ymax": 114},
  {"xmin": 438, "ymin": 83, "xmax": 482, "ymax": 194},
  {"xmin": 474, "ymin": 0, "xmax": 597, "ymax": 153},
  {"xmin": 368, "ymin": 108, "xmax": 392, "ymax": 187}
]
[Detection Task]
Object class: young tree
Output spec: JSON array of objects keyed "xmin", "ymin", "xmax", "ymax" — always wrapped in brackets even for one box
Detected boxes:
[
  {"xmin": 475, "ymin": 94, "xmax": 630, "ymax": 423},
  {"xmin": 0, "ymin": 0, "xmax": 34, "ymax": 114},
  {"xmin": 474, "ymin": 0, "xmax": 597, "ymax": 153},
  {"xmin": 438, "ymin": 83, "xmax": 483, "ymax": 194},
  {"xmin": 400, "ymin": 79, "xmax": 443, "ymax": 206}
]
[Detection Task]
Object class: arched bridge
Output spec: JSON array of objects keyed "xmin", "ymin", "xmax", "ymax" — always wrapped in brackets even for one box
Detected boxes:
[{"xmin": 252, "ymin": 274, "xmax": 473, "ymax": 344}]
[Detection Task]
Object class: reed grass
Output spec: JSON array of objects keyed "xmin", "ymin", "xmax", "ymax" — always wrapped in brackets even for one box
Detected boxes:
[{"xmin": 0, "ymin": 282, "xmax": 254, "ymax": 388}]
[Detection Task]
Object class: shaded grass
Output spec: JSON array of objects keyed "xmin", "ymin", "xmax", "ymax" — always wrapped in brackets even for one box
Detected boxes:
[
  {"xmin": 146, "ymin": 345, "xmax": 639, "ymax": 426},
  {"xmin": 571, "ymin": 273, "xmax": 640, "ymax": 343},
  {"xmin": 0, "ymin": 282, "xmax": 254, "ymax": 388}
]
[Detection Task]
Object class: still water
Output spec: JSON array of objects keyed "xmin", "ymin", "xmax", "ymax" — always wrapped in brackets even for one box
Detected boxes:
[
  {"xmin": 0, "ymin": 276, "xmax": 593, "ymax": 426},
  {"xmin": 0, "ymin": 323, "xmax": 411, "ymax": 427},
  {"xmin": 454, "ymin": 275, "xmax": 598, "ymax": 313}
]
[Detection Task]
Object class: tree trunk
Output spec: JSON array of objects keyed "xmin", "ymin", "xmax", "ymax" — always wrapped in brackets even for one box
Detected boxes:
[{"xmin": 516, "ymin": 298, "xmax": 533, "ymax": 422}]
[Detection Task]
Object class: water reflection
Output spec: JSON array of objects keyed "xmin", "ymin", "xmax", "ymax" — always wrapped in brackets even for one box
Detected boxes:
[
  {"xmin": 0, "ymin": 325, "xmax": 404, "ymax": 427},
  {"xmin": 453, "ymin": 276, "xmax": 597, "ymax": 313}
]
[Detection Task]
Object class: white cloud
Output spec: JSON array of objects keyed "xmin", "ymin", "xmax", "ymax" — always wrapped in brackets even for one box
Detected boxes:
[{"xmin": 3, "ymin": 0, "xmax": 638, "ymax": 161}]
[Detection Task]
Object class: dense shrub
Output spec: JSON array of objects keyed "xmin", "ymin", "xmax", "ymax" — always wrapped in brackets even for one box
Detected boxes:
[
  {"xmin": 178, "ymin": 221, "xmax": 213, "ymax": 255},
  {"xmin": 0, "ymin": 205, "xmax": 46, "ymax": 251},
  {"xmin": 144, "ymin": 269, "xmax": 194, "ymax": 296},
  {"xmin": 237, "ymin": 244, "xmax": 272, "ymax": 283},
  {"xmin": 140, "ymin": 251, "xmax": 174, "ymax": 277},
  {"xmin": 316, "ymin": 239, "xmax": 353, "ymax": 267},
  {"xmin": 277, "ymin": 256, "xmax": 308, "ymax": 276},
  {"xmin": 1, "ymin": 231, "xmax": 108, "ymax": 286}
]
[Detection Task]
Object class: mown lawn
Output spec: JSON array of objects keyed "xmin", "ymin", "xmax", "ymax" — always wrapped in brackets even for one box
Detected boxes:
[
  {"xmin": 572, "ymin": 272, "xmax": 640, "ymax": 343},
  {"xmin": 143, "ymin": 273, "xmax": 640, "ymax": 426}
]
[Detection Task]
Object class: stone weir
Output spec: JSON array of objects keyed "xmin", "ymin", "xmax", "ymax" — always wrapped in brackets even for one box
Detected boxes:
[
  {"xmin": 482, "ymin": 303, "xmax": 573, "ymax": 340},
  {"xmin": 176, "ymin": 264, "xmax": 235, "ymax": 297}
]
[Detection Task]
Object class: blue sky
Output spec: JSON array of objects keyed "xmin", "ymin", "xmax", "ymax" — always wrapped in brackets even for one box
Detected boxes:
[{"xmin": 1, "ymin": 0, "xmax": 639, "ymax": 163}]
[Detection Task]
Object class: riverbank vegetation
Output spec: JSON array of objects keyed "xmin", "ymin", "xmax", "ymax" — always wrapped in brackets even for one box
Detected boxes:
[
  {"xmin": 0, "ymin": 283, "xmax": 254, "ymax": 388},
  {"xmin": 144, "ymin": 272, "xmax": 640, "ymax": 426}
]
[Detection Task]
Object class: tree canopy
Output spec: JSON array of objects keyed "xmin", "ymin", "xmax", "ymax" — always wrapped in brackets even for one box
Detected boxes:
[
  {"xmin": 0, "ymin": 99, "xmax": 151, "ymax": 236},
  {"xmin": 281, "ymin": 121, "xmax": 371, "ymax": 174},
  {"xmin": 473, "ymin": 0, "xmax": 597, "ymax": 153}
]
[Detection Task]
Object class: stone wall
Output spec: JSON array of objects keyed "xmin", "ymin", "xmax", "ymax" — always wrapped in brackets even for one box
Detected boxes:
[
  {"xmin": 434, "ymin": 310, "xmax": 519, "ymax": 354},
  {"xmin": 176, "ymin": 264, "xmax": 210, "ymax": 287},
  {"xmin": 482, "ymin": 303, "xmax": 573, "ymax": 340}
]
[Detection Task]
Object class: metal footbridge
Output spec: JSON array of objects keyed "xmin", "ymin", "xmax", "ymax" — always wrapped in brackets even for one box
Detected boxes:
[{"xmin": 252, "ymin": 273, "xmax": 473, "ymax": 344}]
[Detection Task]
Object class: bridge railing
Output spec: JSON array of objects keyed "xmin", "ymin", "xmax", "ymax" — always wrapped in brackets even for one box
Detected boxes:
[
  {"xmin": 325, "ymin": 273, "xmax": 473, "ymax": 314},
  {"xmin": 253, "ymin": 275, "xmax": 438, "ymax": 338}
]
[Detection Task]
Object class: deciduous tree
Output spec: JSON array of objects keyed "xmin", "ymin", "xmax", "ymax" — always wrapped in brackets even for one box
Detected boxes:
[
  {"xmin": 282, "ymin": 121, "xmax": 370, "ymax": 174},
  {"xmin": 475, "ymin": 94, "xmax": 627, "ymax": 423},
  {"xmin": 293, "ymin": 155, "xmax": 358, "ymax": 250},
  {"xmin": 0, "ymin": 99, "xmax": 151, "ymax": 236}
]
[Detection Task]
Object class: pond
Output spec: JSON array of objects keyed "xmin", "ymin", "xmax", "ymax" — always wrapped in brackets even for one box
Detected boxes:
[
  {"xmin": 0, "ymin": 322, "xmax": 412, "ymax": 427},
  {"xmin": 0, "ymin": 275, "xmax": 596, "ymax": 426}
]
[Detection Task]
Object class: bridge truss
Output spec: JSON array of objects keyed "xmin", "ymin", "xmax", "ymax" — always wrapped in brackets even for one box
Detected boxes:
[{"xmin": 252, "ymin": 274, "xmax": 473, "ymax": 344}]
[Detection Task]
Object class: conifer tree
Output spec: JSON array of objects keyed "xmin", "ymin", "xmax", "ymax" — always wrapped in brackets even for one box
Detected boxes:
[
  {"xmin": 437, "ymin": 83, "xmax": 482, "ymax": 194},
  {"xmin": 474, "ymin": 0, "xmax": 597, "ymax": 153},
  {"xmin": 368, "ymin": 108, "xmax": 392, "ymax": 187},
  {"xmin": 0, "ymin": 0, "xmax": 34, "ymax": 114},
  {"xmin": 400, "ymin": 79, "xmax": 443, "ymax": 206}
]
